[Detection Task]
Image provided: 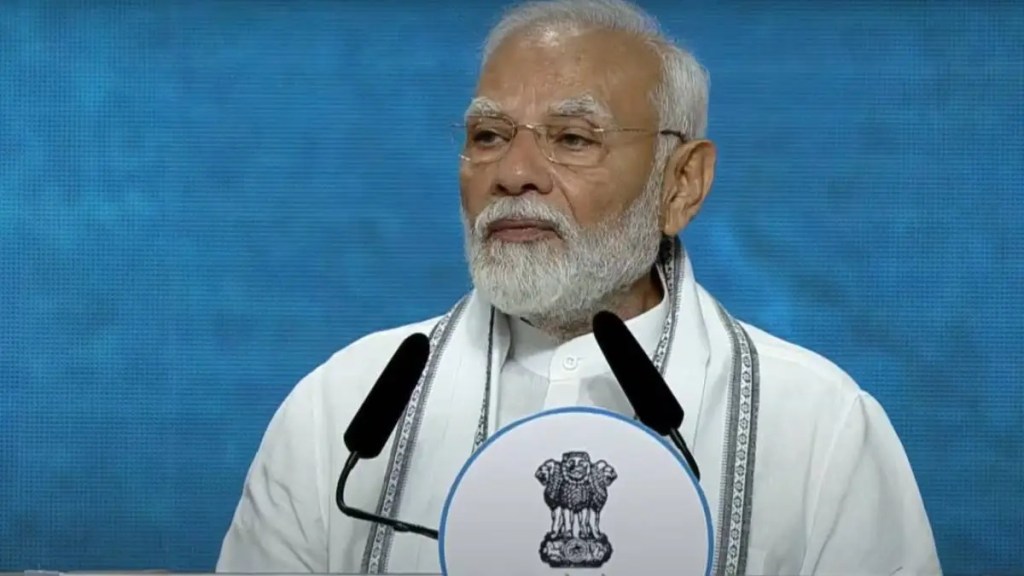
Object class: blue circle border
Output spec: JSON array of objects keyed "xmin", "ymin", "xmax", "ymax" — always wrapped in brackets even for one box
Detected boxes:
[{"xmin": 437, "ymin": 406, "xmax": 714, "ymax": 576}]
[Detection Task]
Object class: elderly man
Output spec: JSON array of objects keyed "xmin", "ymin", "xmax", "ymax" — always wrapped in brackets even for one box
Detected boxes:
[{"xmin": 216, "ymin": 0, "xmax": 941, "ymax": 574}]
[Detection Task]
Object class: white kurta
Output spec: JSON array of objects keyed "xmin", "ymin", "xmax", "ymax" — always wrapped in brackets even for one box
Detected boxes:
[
  {"xmin": 216, "ymin": 252, "xmax": 941, "ymax": 575},
  {"xmin": 494, "ymin": 291, "xmax": 668, "ymax": 426}
]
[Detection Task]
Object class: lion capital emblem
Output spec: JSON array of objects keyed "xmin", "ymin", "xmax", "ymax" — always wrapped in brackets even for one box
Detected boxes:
[{"xmin": 535, "ymin": 451, "xmax": 618, "ymax": 568}]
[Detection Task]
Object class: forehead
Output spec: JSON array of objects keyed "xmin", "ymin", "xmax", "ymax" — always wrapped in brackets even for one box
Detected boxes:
[{"xmin": 474, "ymin": 26, "xmax": 661, "ymax": 127}]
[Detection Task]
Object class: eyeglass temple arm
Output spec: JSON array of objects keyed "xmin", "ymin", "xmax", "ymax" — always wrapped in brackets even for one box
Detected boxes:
[
  {"xmin": 659, "ymin": 129, "xmax": 687, "ymax": 142},
  {"xmin": 335, "ymin": 452, "xmax": 440, "ymax": 540}
]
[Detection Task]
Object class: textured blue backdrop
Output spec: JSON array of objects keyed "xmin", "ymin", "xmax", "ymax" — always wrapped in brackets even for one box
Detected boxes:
[{"xmin": 1, "ymin": 0, "xmax": 1021, "ymax": 573}]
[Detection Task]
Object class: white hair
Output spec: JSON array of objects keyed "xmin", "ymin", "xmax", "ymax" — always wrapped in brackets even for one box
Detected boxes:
[{"xmin": 481, "ymin": 0, "xmax": 710, "ymax": 144}]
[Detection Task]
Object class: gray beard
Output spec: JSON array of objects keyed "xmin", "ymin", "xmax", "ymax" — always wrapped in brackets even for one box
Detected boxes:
[{"xmin": 462, "ymin": 171, "xmax": 664, "ymax": 337}]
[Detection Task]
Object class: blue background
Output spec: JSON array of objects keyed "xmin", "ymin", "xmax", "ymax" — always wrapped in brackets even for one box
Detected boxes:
[{"xmin": 1, "ymin": 0, "xmax": 1021, "ymax": 572}]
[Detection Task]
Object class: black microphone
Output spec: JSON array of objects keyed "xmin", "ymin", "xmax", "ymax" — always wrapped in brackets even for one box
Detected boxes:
[
  {"xmin": 335, "ymin": 332, "xmax": 439, "ymax": 540},
  {"xmin": 592, "ymin": 310, "xmax": 701, "ymax": 480}
]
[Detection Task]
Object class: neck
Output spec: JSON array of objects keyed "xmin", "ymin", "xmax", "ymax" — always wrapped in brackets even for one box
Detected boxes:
[{"xmin": 523, "ymin": 268, "xmax": 664, "ymax": 342}]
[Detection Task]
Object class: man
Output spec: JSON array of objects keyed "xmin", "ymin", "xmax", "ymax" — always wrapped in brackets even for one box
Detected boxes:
[{"xmin": 216, "ymin": 0, "xmax": 941, "ymax": 574}]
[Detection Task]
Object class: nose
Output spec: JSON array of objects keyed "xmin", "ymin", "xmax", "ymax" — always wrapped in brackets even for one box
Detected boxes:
[{"xmin": 492, "ymin": 129, "xmax": 554, "ymax": 197}]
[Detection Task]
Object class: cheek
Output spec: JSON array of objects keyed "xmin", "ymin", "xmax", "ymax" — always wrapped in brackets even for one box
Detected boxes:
[
  {"xmin": 459, "ymin": 167, "xmax": 491, "ymax": 218},
  {"xmin": 553, "ymin": 167, "xmax": 622, "ymax": 227}
]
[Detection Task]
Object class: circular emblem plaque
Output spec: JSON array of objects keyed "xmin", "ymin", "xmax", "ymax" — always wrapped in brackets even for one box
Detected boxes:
[{"xmin": 439, "ymin": 407, "xmax": 713, "ymax": 576}]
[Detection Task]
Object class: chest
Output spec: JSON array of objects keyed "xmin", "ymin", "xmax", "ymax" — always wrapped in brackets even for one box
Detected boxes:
[{"xmin": 495, "ymin": 359, "xmax": 633, "ymax": 427}]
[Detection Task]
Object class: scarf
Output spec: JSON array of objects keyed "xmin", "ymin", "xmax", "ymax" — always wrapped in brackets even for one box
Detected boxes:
[{"xmin": 359, "ymin": 236, "xmax": 761, "ymax": 576}]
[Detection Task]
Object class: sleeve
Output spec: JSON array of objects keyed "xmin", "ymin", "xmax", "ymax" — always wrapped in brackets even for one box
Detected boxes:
[
  {"xmin": 215, "ymin": 378, "xmax": 328, "ymax": 573},
  {"xmin": 801, "ymin": 392, "xmax": 942, "ymax": 576}
]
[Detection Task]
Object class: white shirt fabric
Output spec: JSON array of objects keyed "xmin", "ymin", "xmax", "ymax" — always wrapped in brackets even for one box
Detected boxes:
[
  {"xmin": 215, "ymin": 274, "xmax": 941, "ymax": 575},
  {"xmin": 496, "ymin": 294, "xmax": 667, "ymax": 427}
]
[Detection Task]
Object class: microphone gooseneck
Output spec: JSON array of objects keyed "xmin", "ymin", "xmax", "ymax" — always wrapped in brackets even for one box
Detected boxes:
[
  {"xmin": 335, "ymin": 452, "xmax": 440, "ymax": 540},
  {"xmin": 335, "ymin": 332, "xmax": 439, "ymax": 541},
  {"xmin": 592, "ymin": 310, "xmax": 701, "ymax": 480},
  {"xmin": 668, "ymin": 429, "xmax": 701, "ymax": 481}
]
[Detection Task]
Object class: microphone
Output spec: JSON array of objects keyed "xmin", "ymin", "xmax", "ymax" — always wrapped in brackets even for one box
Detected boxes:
[
  {"xmin": 592, "ymin": 310, "xmax": 701, "ymax": 480},
  {"xmin": 335, "ymin": 332, "xmax": 439, "ymax": 540}
]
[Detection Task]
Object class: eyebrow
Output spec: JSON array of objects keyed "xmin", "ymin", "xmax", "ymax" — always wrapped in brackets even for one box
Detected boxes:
[
  {"xmin": 547, "ymin": 94, "xmax": 614, "ymax": 124},
  {"xmin": 462, "ymin": 93, "xmax": 615, "ymax": 124},
  {"xmin": 464, "ymin": 97, "xmax": 503, "ymax": 121}
]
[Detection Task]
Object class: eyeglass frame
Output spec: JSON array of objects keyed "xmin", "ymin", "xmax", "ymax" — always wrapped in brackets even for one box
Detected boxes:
[{"xmin": 453, "ymin": 115, "xmax": 688, "ymax": 167}]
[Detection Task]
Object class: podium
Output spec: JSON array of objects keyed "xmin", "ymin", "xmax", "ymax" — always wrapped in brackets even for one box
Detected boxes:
[{"xmin": 21, "ymin": 409, "xmax": 710, "ymax": 576}]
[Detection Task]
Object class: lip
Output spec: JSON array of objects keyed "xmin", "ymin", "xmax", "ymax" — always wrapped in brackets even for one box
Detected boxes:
[{"xmin": 486, "ymin": 219, "xmax": 558, "ymax": 242}]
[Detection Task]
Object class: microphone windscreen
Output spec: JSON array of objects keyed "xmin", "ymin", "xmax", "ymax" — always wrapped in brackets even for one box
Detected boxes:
[
  {"xmin": 343, "ymin": 332, "xmax": 431, "ymax": 459},
  {"xmin": 593, "ymin": 310, "xmax": 684, "ymax": 435}
]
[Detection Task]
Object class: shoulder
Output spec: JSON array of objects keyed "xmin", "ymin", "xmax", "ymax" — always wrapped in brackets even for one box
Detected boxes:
[
  {"xmin": 735, "ymin": 318, "xmax": 918, "ymax": 474},
  {"xmin": 741, "ymin": 322, "xmax": 860, "ymax": 390},
  {"xmin": 736, "ymin": 318, "xmax": 914, "ymax": 469},
  {"xmin": 728, "ymin": 325, "xmax": 936, "ymax": 571},
  {"xmin": 254, "ymin": 313, "xmax": 447, "ymax": 436},
  {"xmin": 737, "ymin": 320, "xmax": 875, "ymax": 422},
  {"xmin": 308, "ymin": 313, "xmax": 445, "ymax": 400},
  {"xmin": 328, "ymin": 315, "xmax": 444, "ymax": 368}
]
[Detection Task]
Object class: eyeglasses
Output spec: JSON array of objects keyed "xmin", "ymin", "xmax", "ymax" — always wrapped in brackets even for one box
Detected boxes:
[{"xmin": 453, "ymin": 115, "xmax": 687, "ymax": 167}]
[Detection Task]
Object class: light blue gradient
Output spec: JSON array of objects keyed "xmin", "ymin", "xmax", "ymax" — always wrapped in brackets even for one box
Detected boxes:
[{"xmin": 0, "ymin": 1, "xmax": 1020, "ymax": 572}]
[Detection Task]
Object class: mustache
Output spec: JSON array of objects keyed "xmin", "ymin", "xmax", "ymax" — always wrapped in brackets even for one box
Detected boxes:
[{"xmin": 472, "ymin": 197, "xmax": 575, "ymax": 239}]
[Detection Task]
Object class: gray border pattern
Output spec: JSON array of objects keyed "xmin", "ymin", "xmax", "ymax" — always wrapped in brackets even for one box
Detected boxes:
[
  {"xmin": 711, "ymin": 304, "xmax": 761, "ymax": 576},
  {"xmin": 650, "ymin": 237, "xmax": 682, "ymax": 371},
  {"xmin": 359, "ymin": 237, "xmax": 760, "ymax": 575},
  {"xmin": 360, "ymin": 296, "xmax": 470, "ymax": 574},
  {"xmin": 471, "ymin": 309, "xmax": 497, "ymax": 452}
]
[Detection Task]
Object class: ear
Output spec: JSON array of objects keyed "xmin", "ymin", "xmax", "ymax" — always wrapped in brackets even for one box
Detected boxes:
[{"xmin": 660, "ymin": 139, "xmax": 716, "ymax": 236}]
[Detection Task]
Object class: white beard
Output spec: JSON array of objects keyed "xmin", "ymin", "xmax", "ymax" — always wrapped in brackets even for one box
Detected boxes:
[{"xmin": 463, "ymin": 167, "xmax": 665, "ymax": 331}]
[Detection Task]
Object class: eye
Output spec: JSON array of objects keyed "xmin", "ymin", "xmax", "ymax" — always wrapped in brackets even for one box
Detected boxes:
[
  {"xmin": 552, "ymin": 130, "xmax": 599, "ymax": 151},
  {"xmin": 470, "ymin": 129, "xmax": 506, "ymax": 147},
  {"xmin": 468, "ymin": 120, "xmax": 514, "ymax": 148}
]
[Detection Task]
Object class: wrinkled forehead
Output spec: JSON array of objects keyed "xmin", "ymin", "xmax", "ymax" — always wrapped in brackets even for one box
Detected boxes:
[{"xmin": 469, "ymin": 27, "xmax": 660, "ymax": 128}]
